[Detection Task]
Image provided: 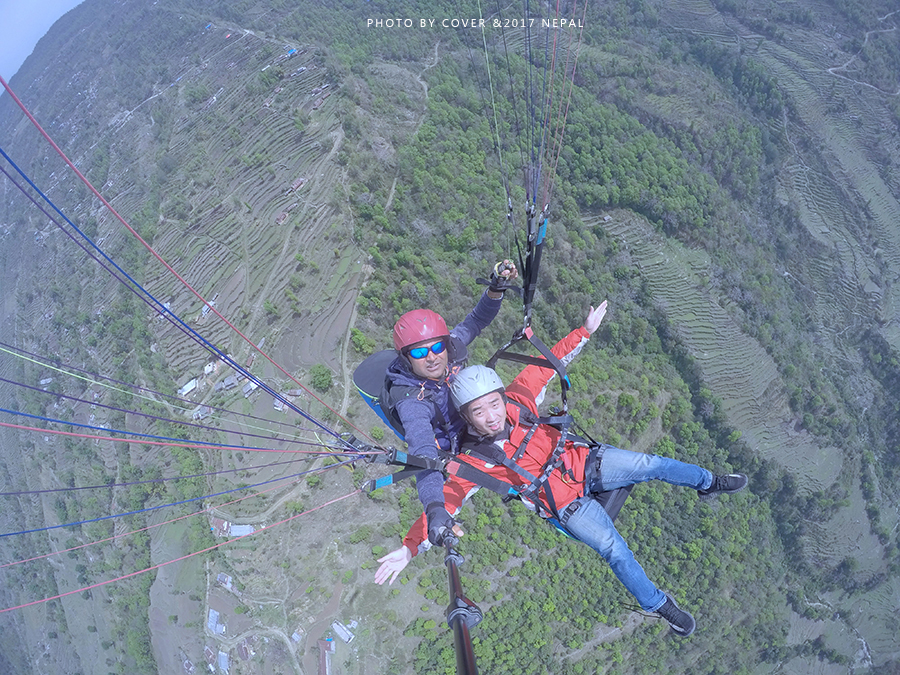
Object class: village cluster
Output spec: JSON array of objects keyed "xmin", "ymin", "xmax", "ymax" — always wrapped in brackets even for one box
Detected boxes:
[{"xmin": 185, "ymin": 566, "xmax": 359, "ymax": 675}]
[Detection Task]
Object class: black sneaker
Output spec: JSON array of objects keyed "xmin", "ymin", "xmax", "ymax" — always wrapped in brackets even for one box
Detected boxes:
[
  {"xmin": 656, "ymin": 595, "xmax": 696, "ymax": 637},
  {"xmin": 698, "ymin": 473, "xmax": 748, "ymax": 501}
]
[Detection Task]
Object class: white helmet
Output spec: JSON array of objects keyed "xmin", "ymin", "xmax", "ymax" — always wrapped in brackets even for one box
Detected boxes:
[{"xmin": 450, "ymin": 365, "xmax": 505, "ymax": 410}]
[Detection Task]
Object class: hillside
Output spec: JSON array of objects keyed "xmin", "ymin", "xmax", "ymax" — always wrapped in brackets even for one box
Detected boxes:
[{"xmin": 1, "ymin": 1, "xmax": 899, "ymax": 674}]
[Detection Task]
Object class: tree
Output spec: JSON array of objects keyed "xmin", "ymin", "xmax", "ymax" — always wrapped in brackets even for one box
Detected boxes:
[
  {"xmin": 294, "ymin": 109, "xmax": 309, "ymax": 132},
  {"xmin": 310, "ymin": 364, "xmax": 333, "ymax": 392},
  {"xmin": 351, "ymin": 327, "xmax": 376, "ymax": 355},
  {"xmin": 263, "ymin": 299, "xmax": 280, "ymax": 318}
]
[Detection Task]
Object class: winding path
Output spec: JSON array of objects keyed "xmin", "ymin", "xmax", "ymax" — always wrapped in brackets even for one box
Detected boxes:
[{"xmin": 827, "ymin": 11, "xmax": 900, "ymax": 95}]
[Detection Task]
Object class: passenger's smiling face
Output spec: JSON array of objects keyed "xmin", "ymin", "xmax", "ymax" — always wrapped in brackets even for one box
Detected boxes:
[{"xmin": 463, "ymin": 391, "xmax": 507, "ymax": 436}]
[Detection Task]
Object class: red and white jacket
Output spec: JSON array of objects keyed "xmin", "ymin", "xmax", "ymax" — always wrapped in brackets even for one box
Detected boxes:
[{"xmin": 403, "ymin": 326, "xmax": 592, "ymax": 557}]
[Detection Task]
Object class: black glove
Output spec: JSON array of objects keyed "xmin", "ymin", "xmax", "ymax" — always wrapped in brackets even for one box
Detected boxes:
[
  {"xmin": 425, "ymin": 502, "xmax": 454, "ymax": 546},
  {"xmin": 488, "ymin": 260, "xmax": 515, "ymax": 293}
]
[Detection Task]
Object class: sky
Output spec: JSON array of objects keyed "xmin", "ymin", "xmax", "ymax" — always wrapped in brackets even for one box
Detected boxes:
[{"xmin": 0, "ymin": 0, "xmax": 86, "ymax": 81}]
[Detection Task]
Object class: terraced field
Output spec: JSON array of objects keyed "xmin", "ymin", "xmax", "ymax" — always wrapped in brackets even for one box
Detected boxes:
[
  {"xmin": 133, "ymin": 43, "xmax": 350, "ymax": 374},
  {"xmin": 603, "ymin": 1, "xmax": 900, "ymax": 666},
  {"xmin": 0, "ymin": 14, "xmax": 381, "ymax": 671},
  {"xmin": 593, "ymin": 212, "xmax": 843, "ymax": 491},
  {"xmin": 593, "ymin": 206, "xmax": 893, "ymax": 669},
  {"xmin": 833, "ymin": 575, "xmax": 900, "ymax": 665},
  {"xmin": 661, "ymin": 0, "xmax": 900, "ymax": 361},
  {"xmin": 147, "ymin": 518, "xmax": 205, "ymax": 675}
]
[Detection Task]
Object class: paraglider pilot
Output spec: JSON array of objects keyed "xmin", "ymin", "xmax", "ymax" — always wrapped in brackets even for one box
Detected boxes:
[{"xmin": 385, "ymin": 261, "xmax": 518, "ymax": 516}]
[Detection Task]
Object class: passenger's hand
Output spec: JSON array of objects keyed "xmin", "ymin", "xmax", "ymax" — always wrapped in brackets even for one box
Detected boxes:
[
  {"xmin": 585, "ymin": 300, "xmax": 608, "ymax": 335},
  {"xmin": 375, "ymin": 546, "xmax": 413, "ymax": 585}
]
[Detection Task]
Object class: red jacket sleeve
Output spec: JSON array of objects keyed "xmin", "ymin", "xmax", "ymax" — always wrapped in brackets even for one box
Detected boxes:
[{"xmin": 505, "ymin": 326, "xmax": 590, "ymax": 410}]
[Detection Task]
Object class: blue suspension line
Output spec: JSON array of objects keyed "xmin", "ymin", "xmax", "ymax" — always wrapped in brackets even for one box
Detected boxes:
[
  {"xmin": 0, "ymin": 146, "xmax": 350, "ymax": 446},
  {"xmin": 0, "ymin": 460, "xmax": 353, "ymax": 538},
  {"xmin": 0, "ymin": 406, "xmax": 353, "ymax": 456},
  {"xmin": 0, "ymin": 376, "xmax": 314, "ymax": 449},
  {"xmin": 0, "ymin": 456, "xmax": 308, "ymax": 497},
  {"xmin": 0, "ymin": 339, "xmax": 316, "ymax": 436}
]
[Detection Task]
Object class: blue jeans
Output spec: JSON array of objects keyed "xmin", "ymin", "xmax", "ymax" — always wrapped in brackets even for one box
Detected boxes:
[{"xmin": 560, "ymin": 446, "xmax": 713, "ymax": 612}]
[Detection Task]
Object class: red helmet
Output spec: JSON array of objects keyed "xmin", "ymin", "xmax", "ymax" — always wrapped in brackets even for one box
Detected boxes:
[{"xmin": 393, "ymin": 309, "xmax": 449, "ymax": 351}]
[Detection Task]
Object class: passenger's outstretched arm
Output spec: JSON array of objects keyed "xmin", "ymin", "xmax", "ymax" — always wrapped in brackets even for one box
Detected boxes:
[
  {"xmin": 506, "ymin": 300, "xmax": 608, "ymax": 408},
  {"xmin": 374, "ymin": 546, "xmax": 413, "ymax": 585}
]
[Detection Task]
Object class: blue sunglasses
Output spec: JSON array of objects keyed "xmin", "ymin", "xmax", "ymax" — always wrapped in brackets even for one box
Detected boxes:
[{"xmin": 407, "ymin": 341, "xmax": 446, "ymax": 359}]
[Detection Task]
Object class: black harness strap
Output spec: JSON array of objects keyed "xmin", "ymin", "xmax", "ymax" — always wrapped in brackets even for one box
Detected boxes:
[
  {"xmin": 388, "ymin": 382, "xmax": 459, "ymax": 455},
  {"xmin": 506, "ymin": 399, "xmax": 557, "ymax": 463},
  {"xmin": 364, "ymin": 444, "xmax": 522, "ymax": 500},
  {"xmin": 460, "ymin": 399, "xmax": 567, "ymax": 490},
  {"xmin": 461, "ymin": 437, "xmax": 539, "ymax": 488},
  {"xmin": 430, "ymin": 397, "xmax": 459, "ymax": 455},
  {"xmin": 522, "ymin": 202, "xmax": 548, "ymax": 327},
  {"xmin": 484, "ymin": 202, "xmax": 572, "ymax": 413},
  {"xmin": 363, "ymin": 448, "xmax": 447, "ymax": 492},
  {"xmin": 515, "ymin": 413, "xmax": 572, "ymax": 519},
  {"xmin": 486, "ymin": 326, "xmax": 572, "ymax": 413},
  {"xmin": 361, "ymin": 431, "xmax": 631, "ymax": 531},
  {"xmin": 446, "ymin": 461, "xmax": 519, "ymax": 499}
]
